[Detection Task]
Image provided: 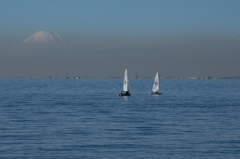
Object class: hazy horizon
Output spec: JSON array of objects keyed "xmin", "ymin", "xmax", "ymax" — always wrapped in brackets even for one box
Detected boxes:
[{"xmin": 1, "ymin": 0, "xmax": 240, "ymax": 78}]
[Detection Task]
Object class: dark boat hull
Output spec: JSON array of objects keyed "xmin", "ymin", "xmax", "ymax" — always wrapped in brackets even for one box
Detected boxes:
[
  {"xmin": 119, "ymin": 93, "xmax": 131, "ymax": 96},
  {"xmin": 149, "ymin": 92, "xmax": 162, "ymax": 95}
]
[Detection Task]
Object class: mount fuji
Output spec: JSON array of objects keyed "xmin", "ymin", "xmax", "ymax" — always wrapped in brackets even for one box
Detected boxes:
[{"xmin": 10, "ymin": 31, "xmax": 71, "ymax": 56}]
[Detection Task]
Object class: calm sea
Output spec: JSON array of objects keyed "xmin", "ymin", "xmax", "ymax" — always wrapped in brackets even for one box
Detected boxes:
[{"xmin": 0, "ymin": 79, "xmax": 240, "ymax": 159}]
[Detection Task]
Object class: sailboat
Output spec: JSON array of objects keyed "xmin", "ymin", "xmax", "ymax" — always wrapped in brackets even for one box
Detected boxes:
[
  {"xmin": 119, "ymin": 68, "xmax": 131, "ymax": 96},
  {"xmin": 150, "ymin": 71, "xmax": 162, "ymax": 95}
]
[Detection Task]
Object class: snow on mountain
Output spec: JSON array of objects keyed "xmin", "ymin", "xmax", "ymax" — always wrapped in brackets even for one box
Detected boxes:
[
  {"xmin": 20, "ymin": 31, "xmax": 67, "ymax": 47},
  {"xmin": 9, "ymin": 31, "xmax": 71, "ymax": 56}
]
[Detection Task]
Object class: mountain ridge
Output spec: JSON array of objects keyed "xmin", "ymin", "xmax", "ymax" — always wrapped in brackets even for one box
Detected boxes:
[{"xmin": 8, "ymin": 31, "xmax": 71, "ymax": 57}]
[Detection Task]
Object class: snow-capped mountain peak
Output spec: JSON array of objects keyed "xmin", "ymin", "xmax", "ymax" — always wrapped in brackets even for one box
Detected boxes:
[
  {"xmin": 20, "ymin": 31, "xmax": 67, "ymax": 46},
  {"xmin": 7, "ymin": 31, "xmax": 72, "ymax": 57}
]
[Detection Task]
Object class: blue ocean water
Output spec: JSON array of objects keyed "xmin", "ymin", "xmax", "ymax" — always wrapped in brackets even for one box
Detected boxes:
[{"xmin": 0, "ymin": 79, "xmax": 240, "ymax": 158}]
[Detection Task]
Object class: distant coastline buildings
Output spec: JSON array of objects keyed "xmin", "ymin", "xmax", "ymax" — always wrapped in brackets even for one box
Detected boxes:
[
  {"xmin": 1, "ymin": 74, "xmax": 240, "ymax": 79},
  {"xmin": 184, "ymin": 76, "xmax": 211, "ymax": 80}
]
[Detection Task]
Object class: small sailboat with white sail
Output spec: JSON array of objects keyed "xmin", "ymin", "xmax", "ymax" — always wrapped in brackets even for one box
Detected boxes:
[
  {"xmin": 119, "ymin": 68, "xmax": 131, "ymax": 96},
  {"xmin": 150, "ymin": 71, "xmax": 162, "ymax": 95}
]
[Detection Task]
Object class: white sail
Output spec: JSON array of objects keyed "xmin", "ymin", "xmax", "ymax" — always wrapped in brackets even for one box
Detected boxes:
[
  {"xmin": 127, "ymin": 80, "xmax": 131, "ymax": 93},
  {"xmin": 123, "ymin": 68, "xmax": 129, "ymax": 92},
  {"xmin": 152, "ymin": 72, "xmax": 159, "ymax": 92}
]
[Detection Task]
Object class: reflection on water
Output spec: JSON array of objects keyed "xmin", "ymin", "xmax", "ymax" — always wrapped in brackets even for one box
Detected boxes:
[{"xmin": 121, "ymin": 96, "xmax": 129, "ymax": 101}]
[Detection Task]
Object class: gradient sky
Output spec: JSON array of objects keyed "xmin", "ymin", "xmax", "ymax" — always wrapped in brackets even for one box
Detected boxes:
[{"xmin": 0, "ymin": 0, "xmax": 240, "ymax": 78}]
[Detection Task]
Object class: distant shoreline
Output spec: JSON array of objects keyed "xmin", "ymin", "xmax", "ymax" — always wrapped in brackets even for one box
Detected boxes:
[{"xmin": 0, "ymin": 77, "xmax": 240, "ymax": 80}]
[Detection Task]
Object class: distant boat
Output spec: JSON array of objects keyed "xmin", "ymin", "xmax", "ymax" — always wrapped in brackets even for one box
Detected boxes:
[
  {"xmin": 119, "ymin": 68, "xmax": 131, "ymax": 96},
  {"xmin": 150, "ymin": 72, "xmax": 162, "ymax": 95}
]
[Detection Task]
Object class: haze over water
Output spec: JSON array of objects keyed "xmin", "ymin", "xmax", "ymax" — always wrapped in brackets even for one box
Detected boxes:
[{"xmin": 1, "ymin": 1, "xmax": 240, "ymax": 78}]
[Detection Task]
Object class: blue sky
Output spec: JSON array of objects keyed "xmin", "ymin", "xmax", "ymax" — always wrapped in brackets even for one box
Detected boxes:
[
  {"xmin": 1, "ymin": 0, "xmax": 240, "ymax": 38},
  {"xmin": 0, "ymin": 0, "xmax": 240, "ymax": 78}
]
